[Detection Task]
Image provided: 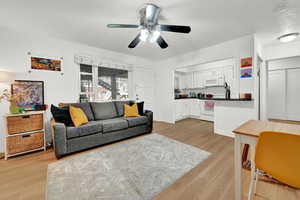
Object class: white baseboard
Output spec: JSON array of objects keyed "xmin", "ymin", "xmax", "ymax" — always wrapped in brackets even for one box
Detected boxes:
[{"xmin": 214, "ymin": 129, "xmax": 234, "ymax": 138}]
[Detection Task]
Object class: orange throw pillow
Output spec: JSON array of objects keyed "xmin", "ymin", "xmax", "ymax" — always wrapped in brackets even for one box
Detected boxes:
[
  {"xmin": 124, "ymin": 104, "xmax": 140, "ymax": 117},
  {"xmin": 69, "ymin": 106, "xmax": 88, "ymax": 127}
]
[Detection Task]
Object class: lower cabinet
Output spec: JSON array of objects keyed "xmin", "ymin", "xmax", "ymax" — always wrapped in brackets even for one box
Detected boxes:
[
  {"xmin": 190, "ymin": 99, "xmax": 201, "ymax": 116},
  {"xmin": 175, "ymin": 99, "xmax": 213, "ymax": 122}
]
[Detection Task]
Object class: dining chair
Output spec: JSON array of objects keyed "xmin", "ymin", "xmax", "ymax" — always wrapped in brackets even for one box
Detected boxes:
[{"xmin": 248, "ymin": 131, "xmax": 300, "ymax": 200}]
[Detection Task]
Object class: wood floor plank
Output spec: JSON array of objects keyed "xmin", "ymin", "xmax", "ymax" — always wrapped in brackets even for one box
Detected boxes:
[{"xmin": 0, "ymin": 118, "xmax": 299, "ymax": 200}]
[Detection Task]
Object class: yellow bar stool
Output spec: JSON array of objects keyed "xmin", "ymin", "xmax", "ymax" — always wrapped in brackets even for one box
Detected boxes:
[{"xmin": 248, "ymin": 131, "xmax": 300, "ymax": 199}]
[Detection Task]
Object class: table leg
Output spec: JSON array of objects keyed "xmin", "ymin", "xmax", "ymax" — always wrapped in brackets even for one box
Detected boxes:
[
  {"xmin": 248, "ymin": 143, "xmax": 257, "ymax": 200},
  {"xmin": 235, "ymin": 135, "xmax": 242, "ymax": 200}
]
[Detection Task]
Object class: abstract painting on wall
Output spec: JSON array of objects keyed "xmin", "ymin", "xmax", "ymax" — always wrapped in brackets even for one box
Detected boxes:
[
  {"xmin": 11, "ymin": 80, "xmax": 44, "ymax": 110},
  {"xmin": 240, "ymin": 68, "xmax": 252, "ymax": 78},
  {"xmin": 31, "ymin": 56, "xmax": 62, "ymax": 71},
  {"xmin": 241, "ymin": 57, "xmax": 252, "ymax": 68}
]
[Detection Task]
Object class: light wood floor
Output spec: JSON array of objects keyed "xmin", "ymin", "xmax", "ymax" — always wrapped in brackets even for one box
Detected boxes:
[{"xmin": 0, "ymin": 119, "xmax": 299, "ymax": 200}]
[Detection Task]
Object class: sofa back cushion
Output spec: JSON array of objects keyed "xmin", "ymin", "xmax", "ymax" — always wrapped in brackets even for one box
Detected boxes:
[
  {"xmin": 60, "ymin": 103, "xmax": 95, "ymax": 121},
  {"xmin": 90, "ymin": 102, "xmax": 118, "ymax": 120},
  {"xmin": 114, "ymin": 100, "xmax": 134, "ymax": 117}
]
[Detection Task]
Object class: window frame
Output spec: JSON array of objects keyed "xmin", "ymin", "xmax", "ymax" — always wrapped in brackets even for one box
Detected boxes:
[{"xmin": 79, "ymin": 64, "xmax": 131, "ymax": 102}]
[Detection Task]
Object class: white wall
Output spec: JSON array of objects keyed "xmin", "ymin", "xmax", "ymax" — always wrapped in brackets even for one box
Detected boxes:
[
  {"xmin": 263, "ymin": 40, "xmax": 300, "ymax": 61},
  {"xmin": 153, "ymin": 35, "xmax": 256, "ymax": 123},
  {"xmin": 0, "ymin": 27, "xmax": 153, "ymax": 153}
]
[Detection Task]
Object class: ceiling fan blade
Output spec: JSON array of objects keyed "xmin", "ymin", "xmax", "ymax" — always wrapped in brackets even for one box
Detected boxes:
[
  {"xmin": 157, "ymin": 36, "xmax": 168, "ymax": 49},
  {"xmin": 159, "ymin": 25, "xmax": 191, "ymax": 34},
  {"xmin": 128, "ymin": 33, "xmax": 141, "ymax": 48},
  {"xmin": 107, "ymin": 24, "xmax": 139, "ymax": 29}
]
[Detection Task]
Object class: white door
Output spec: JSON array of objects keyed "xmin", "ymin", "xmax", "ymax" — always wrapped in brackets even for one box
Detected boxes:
[
  {"xmin": 286, "ymin": 68, "xmax": 300, "ymax": 121},
  {"xmin": 268, "ymin": 70, "xmax": 286, "ymax": 119},
  {"xmin": 133, "ymin": 68, "xmax": 154, "ymax": 111}
]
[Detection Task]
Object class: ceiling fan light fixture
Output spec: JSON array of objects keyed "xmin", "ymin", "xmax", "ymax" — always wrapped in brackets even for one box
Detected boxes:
[
  {"xmin": 278, "ymin": 32, "xmax": 299, "ymax": 43},
  {"xmin": 140, "ymin": 29, "xmax": 149, "ymax": 42},
  {"xmin": 149, "ymin": 30, "xmax": 161, "ymax": 43}
]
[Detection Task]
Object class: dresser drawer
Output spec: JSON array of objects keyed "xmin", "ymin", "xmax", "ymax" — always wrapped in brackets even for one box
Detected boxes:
[
  {"xmin": 6, "ymin": 132, "xmax": 44, "ymax": 155},
  {"xmin": 7, "ymin": 114, "xmax": 43, "ymax": 135}
]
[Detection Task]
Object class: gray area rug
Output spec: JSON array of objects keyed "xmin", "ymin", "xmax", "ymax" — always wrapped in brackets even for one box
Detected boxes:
[{"xmin": 46, "ymin": 133, "xmax": 210, "ymax": 200}]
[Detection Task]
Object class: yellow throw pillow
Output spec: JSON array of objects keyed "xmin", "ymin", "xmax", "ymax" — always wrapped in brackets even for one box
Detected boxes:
[
  {"xmin": 124, "ymin": 104, "xmax": 140, "ymax": 117},
  {"xmin": 69, "ymin": 106, "xmax": 88, "ymax": 127}
]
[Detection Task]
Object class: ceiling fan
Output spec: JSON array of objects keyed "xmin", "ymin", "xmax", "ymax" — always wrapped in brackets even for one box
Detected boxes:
[{"xmin": 107, "ymin": 3, "xmax": 191, "ymax": 49}]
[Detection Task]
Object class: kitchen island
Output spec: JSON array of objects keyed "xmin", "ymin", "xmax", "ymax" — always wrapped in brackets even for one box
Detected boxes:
[{"xmin": 174, "ymin": 98, "xmax": 255, "ymax": 137}]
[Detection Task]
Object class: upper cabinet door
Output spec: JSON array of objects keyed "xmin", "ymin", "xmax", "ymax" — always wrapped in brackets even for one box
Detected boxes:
[{"xmin": 268, "ymin": 70, "xmax": 286, "ymax": 120}]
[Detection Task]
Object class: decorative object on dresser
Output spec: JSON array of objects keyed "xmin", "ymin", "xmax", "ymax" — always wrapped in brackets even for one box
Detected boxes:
[{"xmin": 4, "ymin": 111, "xmax": 46, "ymax": 160}]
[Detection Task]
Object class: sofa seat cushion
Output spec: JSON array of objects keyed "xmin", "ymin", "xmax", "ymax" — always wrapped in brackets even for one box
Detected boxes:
[
  {"xmin": 91, "ymin": 102, "xmax": 118, "ymax": 120},
  {"xmin": 100, "ymin": 118, "xmax": 129, "ymax": 133},
  {"xmin": 125, "ymin": 116, "xmax": 148, "ymax": 127},
  {"xmin": 66, "ymin": 121, "xmax": 102, "ymax": 139}
]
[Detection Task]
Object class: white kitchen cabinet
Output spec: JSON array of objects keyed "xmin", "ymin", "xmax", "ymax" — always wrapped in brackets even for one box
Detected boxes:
[
  {"xmin": 175, "ymin": 99, "xmax": 191, "ymax": 120},
  {"xmin": 175, "ymin": 99, "xmax": 215, "ymax": 121},
  {"xmin": 190, "ymin": 99, "xmax": 201, "ymax": 116},
  {"xmin": 193, "ymin": 71, "xmax": 204, "ymax": 88}
]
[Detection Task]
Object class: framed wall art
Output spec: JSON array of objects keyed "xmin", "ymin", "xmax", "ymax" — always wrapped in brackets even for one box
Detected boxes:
[
  {"xmin": 11, "ymin": 80, "xmax": 44, "ymax": 111},
  {"xmin": 27, "ymin": 52, "xmax": 64, "ymax": 75}
]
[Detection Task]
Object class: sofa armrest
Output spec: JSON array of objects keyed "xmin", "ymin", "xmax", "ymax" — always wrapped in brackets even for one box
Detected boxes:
[
  {"xmin": 51, "ymin": 119, "xmax": 68, "ymax": 158},
  {"xmin": 143, "ymin": 110, "xmax": 153, "ymax": 133}
]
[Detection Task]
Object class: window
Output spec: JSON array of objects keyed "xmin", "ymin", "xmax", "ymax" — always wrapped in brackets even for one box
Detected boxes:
[{"xmin": 79, "ymin": 64, "xmax": 129, "ymax": 102}]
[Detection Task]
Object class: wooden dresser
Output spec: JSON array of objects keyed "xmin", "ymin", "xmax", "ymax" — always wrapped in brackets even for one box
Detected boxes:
[{"xmin": 4, "ymin": 111, "xmax": 46, "ymax": 160}]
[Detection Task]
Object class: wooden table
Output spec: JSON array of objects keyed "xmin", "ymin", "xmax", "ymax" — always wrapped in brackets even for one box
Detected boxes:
[{"xmin": 233, "ymin": 120, "xmax": 300, "ymax": 200}]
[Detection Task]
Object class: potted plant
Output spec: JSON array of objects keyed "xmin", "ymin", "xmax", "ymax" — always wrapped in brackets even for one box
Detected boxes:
[{"xmin": 0, "ymin": 89, "xmax": 25, "ymax": 114}]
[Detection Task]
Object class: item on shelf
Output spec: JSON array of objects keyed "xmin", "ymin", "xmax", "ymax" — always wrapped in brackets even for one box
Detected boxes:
[
  {"xmin": 197, "ymin": 93, "xmax": 205, "ymax": 98},
  {"xmin": 9, "ymin": 103, "xmax": 20, "ymax": 114},
  {"xmin": 179, "ymin": 94, "xmax": 188, "ymax": 98},
  {"xmin": 206, "ymin": 94, "xmax": 214, "ymax": 99},
  {"xmin": 224, "ymin": 82, "xmax": 231, "ymax": 100},
  {"xmin": 239, "ymin": 93, "xmax": 252, "ymax": 100},
  {"xmin": 34, "ymin": 104, "xmax": 48, "ymax": 111}
]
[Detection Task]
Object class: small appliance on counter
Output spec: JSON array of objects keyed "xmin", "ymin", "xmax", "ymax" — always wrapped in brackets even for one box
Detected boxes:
[
  {"xmin": 189, "ymin": 92, "xmax": 197, "ymax": 98},
  {"xmin": 179, "ymin": 94, "xmax": 189, "ymax": 98},
  {"xmin": 239, "ymin": 93, "xmax": 252, "ymax": 100},
  {"xmin": 224, "ymin": 82, "xmax": 231, "ymax": 100},
  {"xmin": 197, "ymin": 93, "xmax": 205, "ymax": 99}
]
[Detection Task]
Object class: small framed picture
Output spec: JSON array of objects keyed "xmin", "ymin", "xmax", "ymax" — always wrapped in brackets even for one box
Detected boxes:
[
  {"xmin": 27, "ymin": 52, "xmax": 64, "ymax": 74},
  {"xmin": 240, "ymin": 68, "xmax": 252, "ymax": 78},
  {"xmin": 11, "ymin": 80, "xmax": 44, "ymax": 111},
  {"xmin": 241, "ymin": 57, "xmax": 252, "ymax": 68}
]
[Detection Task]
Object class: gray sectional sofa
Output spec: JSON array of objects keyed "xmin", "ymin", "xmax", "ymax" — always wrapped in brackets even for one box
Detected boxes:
[{"xmin": 51, "ymin": 101, "xmax": 153, "ymax": 158}]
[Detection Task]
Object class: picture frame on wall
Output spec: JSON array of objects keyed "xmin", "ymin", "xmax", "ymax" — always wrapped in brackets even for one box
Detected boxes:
[
  {"xmin": 241, "ymin": 57, "xmax": 252, "ymax": 68},
  {"xmin": 11, "ymin": 80, "xmax": 44, "ymax": 111},
  {"xmin": 240, "ymin": 68, "xmax": 253, "ymax": 78},
  {"xmin": 27, "ymin": 52, "xmax": 64, "ymax": 75}
]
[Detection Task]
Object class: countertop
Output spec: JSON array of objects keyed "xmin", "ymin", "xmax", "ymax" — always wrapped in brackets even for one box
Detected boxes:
[{"xmin": 174, "ymin": 97, "xmax": 253, "ymax": 101}]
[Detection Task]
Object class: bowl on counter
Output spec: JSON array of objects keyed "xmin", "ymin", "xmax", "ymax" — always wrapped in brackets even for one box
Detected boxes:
[{"xmin": 206, "ymin": 94, "xmax": 214, "ymax": 99}]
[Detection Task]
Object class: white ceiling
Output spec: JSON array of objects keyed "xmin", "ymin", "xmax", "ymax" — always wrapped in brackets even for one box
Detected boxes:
[{"xmin": 0, "ymin": 0, "xmax": 300, "ymax": 61}]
